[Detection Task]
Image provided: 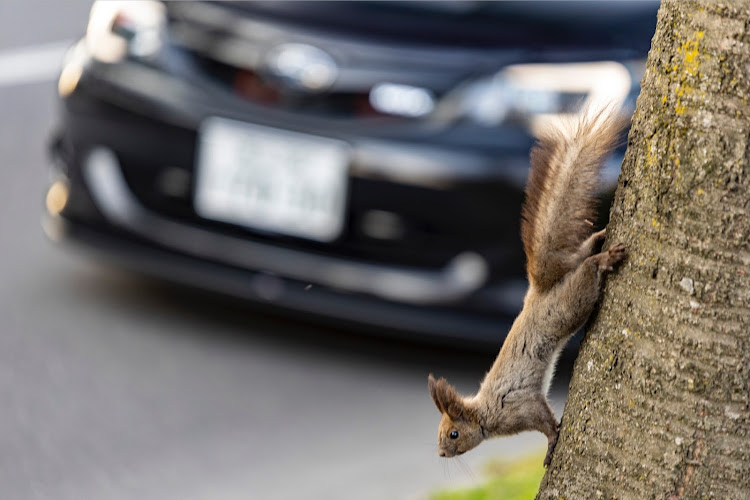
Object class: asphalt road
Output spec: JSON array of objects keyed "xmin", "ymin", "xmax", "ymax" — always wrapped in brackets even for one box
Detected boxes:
[{"xmin": 0, "ymin": 3, "xmax": 569, "ymax": 499}]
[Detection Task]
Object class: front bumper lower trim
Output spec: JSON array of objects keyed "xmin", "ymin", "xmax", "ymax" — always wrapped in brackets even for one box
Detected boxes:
[{"xmin": 81, "ymin": 146, "xmax": 489, "ymax": 306}]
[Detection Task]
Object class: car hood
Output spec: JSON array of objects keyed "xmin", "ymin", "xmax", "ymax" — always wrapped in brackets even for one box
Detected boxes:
[{"xmin": 206, "ymin": 1, "xmax": 658, "ymax": 53}]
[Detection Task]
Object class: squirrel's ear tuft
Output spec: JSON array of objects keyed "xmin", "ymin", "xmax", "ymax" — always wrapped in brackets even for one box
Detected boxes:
[
  {"xmin": 428, "ymin": 374, "xmax": 443, "ymax": 414},
  {"xmin": 429, "ymin": 375, "xmax": 474, "ymax": 422}
]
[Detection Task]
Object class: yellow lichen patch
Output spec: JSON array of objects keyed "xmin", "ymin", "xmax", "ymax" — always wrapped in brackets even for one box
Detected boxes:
[
  {"xmin": 672, "ymin": 31, "xmax": 705, "ymax": 115},
  {"xmin": 680, "ymin": 31, "xmax": 704, "ymax": 76}
]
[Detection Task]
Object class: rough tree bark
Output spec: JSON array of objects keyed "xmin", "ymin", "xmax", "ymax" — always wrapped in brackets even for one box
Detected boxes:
[{"xmin": 537, "ymin": 1, "xmax": 749, "ymax": 498}]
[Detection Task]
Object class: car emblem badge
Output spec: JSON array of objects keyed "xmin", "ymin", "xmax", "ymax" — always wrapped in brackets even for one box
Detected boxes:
[{"xmin": 265, "ymin": 43, "xmax": 338, "ymax": 92}]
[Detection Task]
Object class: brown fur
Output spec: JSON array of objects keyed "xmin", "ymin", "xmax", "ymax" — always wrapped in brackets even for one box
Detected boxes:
[
  {"xmin": 428, "ymin": 108, "xmax": 628, "ymax": 466},
  {"xmin": 521, "ymin": 108, "xmax": 627, "ymax": 292}
]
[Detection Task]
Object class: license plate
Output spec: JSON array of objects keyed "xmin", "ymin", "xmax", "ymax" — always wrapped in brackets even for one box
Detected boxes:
[{"xmin": 194, "ymin": 118, "xmax": 349, "ymax": 242}]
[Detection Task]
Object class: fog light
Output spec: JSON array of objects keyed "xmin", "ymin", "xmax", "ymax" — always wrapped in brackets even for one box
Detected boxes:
[
  {"xmin": 361, "ymin": 210, "xmax": 405, "ymax": 240},
  {"xmin": 46, "ymin": 179, "xmax": 69, "ymax": 216},
  {"xmin": 157, "ymin": 167, "xmax": 191, "ymax": 198}
]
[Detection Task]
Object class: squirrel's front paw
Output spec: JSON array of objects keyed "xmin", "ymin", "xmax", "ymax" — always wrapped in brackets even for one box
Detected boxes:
[{"xmin": 602, "ymin": 243, "xmax": 627, "ymax": 271}]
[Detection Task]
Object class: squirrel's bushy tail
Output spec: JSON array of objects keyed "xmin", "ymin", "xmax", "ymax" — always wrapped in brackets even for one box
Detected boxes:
[{"xmin": 521, "ymin": 107, "xmax": 627, "ymax": 292}]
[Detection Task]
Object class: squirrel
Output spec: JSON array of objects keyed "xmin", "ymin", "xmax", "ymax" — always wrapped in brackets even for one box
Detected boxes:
[{"xmin": 428, "ymin": 107, "xmax": 628, "ymax": 467}]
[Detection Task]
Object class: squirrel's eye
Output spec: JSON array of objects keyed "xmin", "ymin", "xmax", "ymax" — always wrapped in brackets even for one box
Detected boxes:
[{"xmin": 449, "ymin": 430, "xmax": 459, "ymax": 439}]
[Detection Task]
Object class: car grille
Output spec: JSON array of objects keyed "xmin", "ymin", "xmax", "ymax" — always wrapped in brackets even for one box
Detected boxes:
[
  {"xmin": 164, "ymin": 2, "xmax": 501, "ymax": 123},
  {"xmin": 189, "ymin": 53, "xmax": 395, "ymax": 121}
]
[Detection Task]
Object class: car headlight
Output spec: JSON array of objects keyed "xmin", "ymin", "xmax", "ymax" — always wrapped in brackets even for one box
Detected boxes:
[
  {"xmin": 444, "ymin": 60, "xmax": 636, "ymax": 134},
  {"xmin": 86, "ymin": 0, "xmax": 166, "ymax": 63}
]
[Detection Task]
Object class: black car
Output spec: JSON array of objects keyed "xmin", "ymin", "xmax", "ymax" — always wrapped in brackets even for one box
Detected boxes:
[{"xmin": 46, "ymin": 1, "xmax": 658, "ymax": 344}]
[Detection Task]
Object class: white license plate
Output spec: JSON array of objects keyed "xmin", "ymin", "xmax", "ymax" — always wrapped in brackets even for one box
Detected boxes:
[{"xmin": 194, "ymin": 118, "xmax": 349, "ymax": 242}]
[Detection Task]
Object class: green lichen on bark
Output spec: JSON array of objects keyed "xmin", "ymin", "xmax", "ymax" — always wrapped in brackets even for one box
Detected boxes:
[{"xmin": 537, "ymin": 1, "xmax": 750, "ymax": 499}]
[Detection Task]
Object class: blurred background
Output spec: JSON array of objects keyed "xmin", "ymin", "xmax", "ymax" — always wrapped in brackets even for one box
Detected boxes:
[{"xmin": 1, "ymin": 1, "xmax": 657, "ymax": 499}]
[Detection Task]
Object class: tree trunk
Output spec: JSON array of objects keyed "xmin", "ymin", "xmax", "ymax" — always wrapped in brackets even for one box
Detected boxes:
[{"xmin": 537, "ymin": 1, "xmax": 750, "ymax": 498}]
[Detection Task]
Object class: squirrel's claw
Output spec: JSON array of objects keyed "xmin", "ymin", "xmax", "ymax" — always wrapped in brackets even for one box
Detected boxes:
[
  {"xmin": 543, "ymin": 424, "xmax": 560, "ymax": 467},
  {"xmin": 598, "ymin": 243, "xmax": 627, "ymax": 271},
  {"xmin": 543, "ymin": 437, "xmax": 557, "ymax": 467}
]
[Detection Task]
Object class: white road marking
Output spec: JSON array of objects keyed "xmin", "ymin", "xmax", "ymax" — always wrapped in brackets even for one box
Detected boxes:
[{"xmin": 0, "ymin": 40, "xmax": 74, "ymax": 88}]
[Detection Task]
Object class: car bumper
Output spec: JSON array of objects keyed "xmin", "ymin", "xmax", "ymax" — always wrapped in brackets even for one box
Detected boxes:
[{"xmin": 44, "ymin": 210, "xmax": 515, "ymax": 346}]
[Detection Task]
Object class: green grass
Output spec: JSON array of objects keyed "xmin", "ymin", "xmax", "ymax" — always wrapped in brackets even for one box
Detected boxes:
[{"xmin": 427, "ymin": 452, "xmax": 546, "ymax": 500}]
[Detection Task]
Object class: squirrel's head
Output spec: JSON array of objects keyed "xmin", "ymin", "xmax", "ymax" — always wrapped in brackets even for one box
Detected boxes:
[{"xmin": 428, "ymin": 374, "xmax": 484, "ymax": 458}]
